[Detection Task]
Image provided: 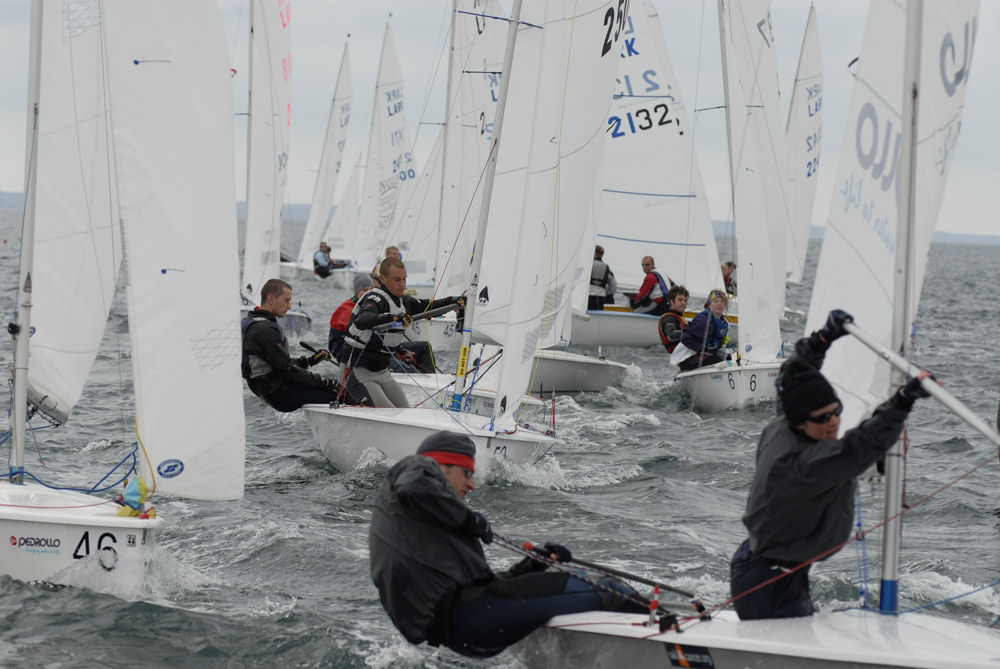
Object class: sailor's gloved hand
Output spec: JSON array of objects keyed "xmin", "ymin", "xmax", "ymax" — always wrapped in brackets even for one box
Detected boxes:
[
  {"xmin": 400, "ymin": 313, "xmax": 413, "ymax": 328},
  {"xmin": 455, "ymin": 296, "xmax": 466, "ymax": 310},
  {"xmin": 468, "ymin": 511, "xmax": 493, "ymax": 544},
  {"xmin": 892, "ymin": 370, "xmax": 935, "ymax": 411},
  {"xmin": 322, "ymin": 377, "xmax": 338, "ymax": 390},
  {"xmin": 821, "ymin": 309, "xmax": 853, "ymax": 342},
  {"xmin": 534, "ymin": 542, "xmax": 572, "ymax": 563},
  {"xmin": 309, "ymin": 349, "xmax": 331, "ymax": 365}
]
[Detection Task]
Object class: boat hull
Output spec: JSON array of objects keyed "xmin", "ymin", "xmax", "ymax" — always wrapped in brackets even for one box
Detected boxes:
[
  {"xmin": 301, "ymin": 405, "xmax": 555, "ymax": 474},
  {"xmin": 531, "ymin": 350, "xmax": 627, "ymax": 394},
  {"xmin": 395, "ymin": 373, "xmax": 544, "ymax": 415},
  {"xmin": 572, "ymin": 307, "xmax": 740, "ymax": 348},
  {"xmin": 513, "ymin": 609, "xmax": 1000, "ymax": 669},
  {"xmin": 675, "ymin": 360, "xmax": 780, "ymax": 412},
  {"xmin": 241, "ymin": 306, "xmax": 313, "ymax": 338},
  {"xmin": 0, "ymin": 481, "xmax": 161, "ymax": 584}
]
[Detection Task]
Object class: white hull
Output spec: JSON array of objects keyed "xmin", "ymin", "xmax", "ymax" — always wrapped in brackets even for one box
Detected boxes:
[
  {"xmin": 531, "ymin": 350, "xmax": 627, "ymax": 394},
  {"xmin": 572, "ymin": 308, "xmax": 739, "ymax": 348},
  {"xmin": 241, "ymin": 306, "xmax": 313, "ymax": 338},
  {"xmin": 395, "ymin": 373, "xmax": 544, "ymax": 415},
  {"xmin": 279, "ymin": 261, "xmax": 355, "ymax": 290},
  {"xmin": 0, "ymin": 480, "xmax": 160, "ymax": 584},
  {"xmin": 302, "ymin": 404, "xmax": 555, "ymax": 474},
  {"xmin": 675, "ymin": 360, "xmax": 780, "ymax": 412},
  {"xmin": 514, "ymin": 609, "xmax": 1000, "ymax": 669},
  {"xmin": 278, "ymin": 260, "xmax": 316, "ymax": 281},
  {"xmin": 405, "ymin": 313, "xmax": 463, "ymax": 352}
]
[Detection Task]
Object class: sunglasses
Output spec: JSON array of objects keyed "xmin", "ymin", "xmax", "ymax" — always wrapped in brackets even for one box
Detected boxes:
[
  {"xmin": 447, "ymin": 465, "xmax": 475, "ymax": 479},
  {"xmin": 806, "ymin": 404, "xmax": 843, "ymax": 424}
]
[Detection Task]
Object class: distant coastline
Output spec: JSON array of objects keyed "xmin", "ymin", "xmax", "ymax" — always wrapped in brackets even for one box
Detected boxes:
[{"xmin": 1, "ymin": 191, "xmax": 996, "ymax": 246}]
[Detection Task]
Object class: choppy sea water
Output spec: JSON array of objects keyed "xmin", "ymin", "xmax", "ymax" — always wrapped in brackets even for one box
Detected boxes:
[{"xmin": 0, "ymin": 210, "xmax": 998, "ymax": 667}]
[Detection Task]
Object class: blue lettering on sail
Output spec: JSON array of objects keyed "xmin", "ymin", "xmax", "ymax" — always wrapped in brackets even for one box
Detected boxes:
[
  {"xmin": 623, "ymin": 37, "xmax": 639, "ymax": 57},
  {"xmin": 855, "ymin": 102, "xmax": 900, "ymax": 194},
  {"xmin": 838, "ymin": 172, "xmax": 895, "ymax": 255},
  {"xmin": 940, "ymin": 17, "xmax": 977, "ymax": 97}
]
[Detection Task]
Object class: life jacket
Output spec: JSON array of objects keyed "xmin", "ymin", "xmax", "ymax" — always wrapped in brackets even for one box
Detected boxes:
[
  {"xmin": 342, "ymin": 287, "xmax": 407, "ymax": 356},
  {"xmin": 589, "ymin": 259, "xmax": 611, "ymax": 293},
  {"xmin": 241, "ymin": 313, "xmax": 282, "ymax": 380},
  {"xmin": 648, "ymin": 270, "xmax": 670, "ymax": 302},
  {"xmin": 657, "ymin": 311, "xmax": 686, "ymax": 352},
  {"xmin": 329, "ymin": 298, "xmax": 357, "ymax": 331}
]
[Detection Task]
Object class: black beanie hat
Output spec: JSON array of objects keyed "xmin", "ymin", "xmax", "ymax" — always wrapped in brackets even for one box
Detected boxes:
[
  {"xmin": 779, "ymin": 367, "xmax": 839, "ymax": 426},
  {"xmin": 416, "ymin": 431, "xmax": 476, "ymax": 471}
]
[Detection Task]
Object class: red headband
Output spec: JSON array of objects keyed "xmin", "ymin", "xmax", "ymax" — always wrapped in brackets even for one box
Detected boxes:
[{"xmin": 422, "ymin": 450, "xmax": 475, "ymax": 471}]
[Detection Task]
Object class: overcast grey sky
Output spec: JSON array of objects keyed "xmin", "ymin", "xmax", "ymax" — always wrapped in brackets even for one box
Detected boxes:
[{"xmin": 1, "ymin": 1, "xmax": 997, "ymax": 236}]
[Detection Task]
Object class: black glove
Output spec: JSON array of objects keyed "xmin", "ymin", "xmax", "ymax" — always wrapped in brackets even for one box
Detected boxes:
[
  {"xmin": 455, "ymin": 296, "xmax": 466, "ymax": 310},
  {"xmin": 534, "ymin": 542, "xmax": 572, "ymax": 563},
  {"xmin": 467, "ymin": 511, "xmax": 493, "ymax": 544},
  {"xmin": 892, "ymin": 375, "xmax": 933, "ymax": 411},
  {"xmin": 400, "ymin": 313, "xmax": 413, "ymax": 328},
  {"xmin": 821, "ymin": 309, "xmax": 853, "ymax": 342}
]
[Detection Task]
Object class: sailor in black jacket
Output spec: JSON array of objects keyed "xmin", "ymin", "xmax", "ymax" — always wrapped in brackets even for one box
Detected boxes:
[
  {"xmin": 730, "ymin": 309, "xmax": 934, "ymax": 619},
  {"xmin": 242, "ymin": 278, "xmax": 366, "ymax": 411},
  {"xmin": 369, "ymin": 432, "xmax": 645, "ymax": 658},
  {"xmin": 341, "ymin": 258, "xmax": 464, "ymax": 407}
]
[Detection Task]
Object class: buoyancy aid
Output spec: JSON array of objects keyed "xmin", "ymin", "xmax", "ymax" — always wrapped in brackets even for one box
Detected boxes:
[
  {"xmin": 342, "ymin": 287, "xmax": 408, "ymax": 358},
  {"xmin": 648, "ymin": 270, "xmax": 669, "ymax": 302},
  {"xmin": 241, "ymin": 313, "xmax": 283, "ymax": 380},
  {"xmin": 657, "ymin": 311, "xmax": 686, "ymax": 352},
  {"xmin": 589, "ymin": 259, "xmax": 611, "ymax": 295}
]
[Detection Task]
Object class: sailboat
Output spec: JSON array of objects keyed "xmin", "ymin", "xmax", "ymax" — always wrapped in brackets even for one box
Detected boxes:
[
  {"xmin": 673, "ymin": 0, "xmax": 785, "ymax": 412},
  {"xmin": 303, "ymin": 0, "xmax": 629, "ymax": 473},
  {"xmin": 240, "ymin": 0, "xmax": 311, "ymax": 336},
  {"xmin": 783, "ymin": 4, "xmax": 823, "ymax": 285},
  {"xmin": 280, "ymin": 43, "xmax": 353, "ymax": 286},
  {"xmin": 377, "ymin": 0, "xmax": 626, "ymax": 397},
  {"xmin": 569, "ymin": 0, "xmax": 729, "ymax": 350},
  {"xmin": 2, "ymin": 1, "xmax": 245, "ymax": 585},
  {"xmin": 514, "ymin": 1, "xmax": 1000, "ymax": 666}
]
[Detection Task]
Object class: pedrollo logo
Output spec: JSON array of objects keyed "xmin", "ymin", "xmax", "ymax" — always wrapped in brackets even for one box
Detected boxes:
[{"xmin": 157, "ymin": 459, "xmax": 184, "ymax": 478}]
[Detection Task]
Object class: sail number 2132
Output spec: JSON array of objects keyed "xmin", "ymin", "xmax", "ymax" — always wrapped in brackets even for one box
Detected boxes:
[{"xmin": 601, "ymin": 0, "xmax": 631, "ymax": 56}]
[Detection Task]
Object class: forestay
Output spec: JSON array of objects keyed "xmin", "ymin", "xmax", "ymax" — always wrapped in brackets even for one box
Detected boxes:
[
  {"xmin": 805, "ymin": 0, "xmax": 978, "ymax": 429},
  {"xmin": 26, "ymin": 3, "xmax": 121, "ymax": 424},
  {"xmin": 718, "ymin": 0, "xmax": 782, "ymax": 362},
  {"xmin": 783, "ymin": 4, "xmax": 823, "ymax": 284},
  {"xmin": 594, "ymin": 0, "xmax": 723, "ymax": 297},
  {"xmin": 295, "ymin": 44, "xmax": 352, "ymax": 266},
  {"xmin": 326, "ymin": 162, "xmax": 362, "ymax": 262},
  {"xmin": 102, "ymin": 4, "xmax": 246, "ymax": 500},
  {"xmin": 354, "ymin": 25, "xmax": 415, "ymax": 275},
  {"xmin": 486, "ymin": 1, "xmax": 632, "ymax": 423},
  {"xmin": 242, "ymin": 0, "xmax": 292, "ymax": 303}
]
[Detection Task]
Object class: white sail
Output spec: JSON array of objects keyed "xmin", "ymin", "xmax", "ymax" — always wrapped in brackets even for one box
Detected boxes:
[
  {"xmin": 594, "ymin": 0, "xmax": 723, "ymax": 297},
  {"xmin": 718, "ymin": 0, "xmax": 783, "ymax": 362},
  {"xmin": 805, "ymin": 0, "xmax": 978, "ymax": 430},
  {"xmin": 719, "ymin": 0, "xmax": 790, "ymax": 314},
  {"xmin": 354, "ymin": 25, "xmax": 415, "ymax": 274},
  {"xmin": 103, "ymin": 3, "xmax": 245, "ymax": 500},
  {"xmin": 783, "ymin": 4, "xmax": 823, "ymax": 285},
  {"xmin": 325, "ymin": 161, "xmax": 362, "ymax": 262},
  {"xmin": 486, "ymin": 0, "xmax": 630, "ymax": 422},
  {"xmin": 26, "ymin": 2, "xmax": 121, "ymax": 424},
  {"xmin": 241, "ymin": 0, "xmax": 292, "ymax": 303},
  {"xmin": 436, "ymin": 0, "xmax": 509, "ymax": 296},
  {"xmin": 294, "ymin": 43, "xmax": 352, "ymax": 267},
  {"xmin": 385, "ymin": 126, "xmax": 444, "ymax": 288}
]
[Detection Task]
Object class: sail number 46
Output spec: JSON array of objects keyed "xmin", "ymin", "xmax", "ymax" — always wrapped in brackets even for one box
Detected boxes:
[
  {"xmin": 601, "ymin": 0, "xmax": 631, "ymax": 56},
  {"xmin": 73, "ymin": 531, "xmax": 119, "ymax": 571}
]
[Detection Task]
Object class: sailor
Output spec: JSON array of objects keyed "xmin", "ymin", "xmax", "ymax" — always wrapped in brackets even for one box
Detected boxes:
[
  {"xmin": 721, "ymin": 261, "xmax": 737, "ymax": 295},
  {"xmin": 628, "ymin": 256, "xmax": 673, "ymax": 316},
  {"xmin": 369, "ymin": 431, "xmax": 647, "ymax": 658},
  {"xmin": 241, "ymin": 278, "xmax": 359, "ymax": 411},
  {"xmin": 313, "ymin": 241, "xmax": 334, "ymax": 278},
  {"xmin": 588, "ymin": 245, "xmax": 616, "ymax": 311},
  {"xmin": 340, "ymin": 257, "xmax": 464, "ymax": 407},
  {"xmin": 729, "ymin": 310, "xmax": 934, "ymax": 619},
  {"xmin": 671, "ymin": 289, "xmax": 730, "ymax": 370},
  {"xmin": 657, "ymin": 285, "xmax": 689, "ymax": 353}
]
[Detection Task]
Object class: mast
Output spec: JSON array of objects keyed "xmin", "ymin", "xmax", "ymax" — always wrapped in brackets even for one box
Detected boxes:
[
  {"xmin": 449, "ymin": 0, "xmax": 522, "ymax": 409},
  {"xmin": 716, "ymin": 0, "xmax": 739, "ymax": 320},
  {"xmin": 880, "ymin": 0, "xmax": 923, "ymax": 613},
  {"xmin": 10, "ymin": 1, "xmax": 44, "ymax": 483},
  {"xmin": 434, "ymin": 0, "xmax": 459, "ymax": 293},
  {"xmin": 242, "ymin": 0, "xmax": 256, "ymax": 303}
]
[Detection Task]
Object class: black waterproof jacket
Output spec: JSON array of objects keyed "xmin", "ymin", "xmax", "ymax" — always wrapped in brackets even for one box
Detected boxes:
[
  {"xmin": 742, "ymin": 334, "xmax": 910, "ymax": 565},
  {"xmin": 369, "ymin": 455, "xmax": 492, "ymax": 644},
  {"xmin": 241, "ymin": 308, "xmax": 325, "ymax": 398}
]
